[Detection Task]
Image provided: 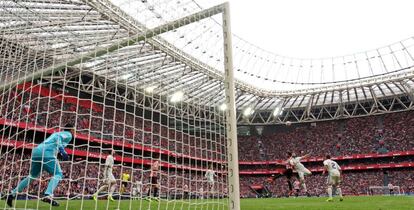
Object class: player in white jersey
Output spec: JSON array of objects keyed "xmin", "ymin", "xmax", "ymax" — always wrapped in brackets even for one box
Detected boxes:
[
  {"xmin": 288, "ymin": 152, "xmax": 311, "ymax": 196},
  {"xmin": 205, "ymin": 165, "xmax": 217, "ymax": 188},
  {"xmin": 132, "ymin": 180, "xmax": 143, "ymax": 200},
  {"xmin": 323, "ymin": 155, "xmax": 343, "ymax": 202},
  {"xmin": 93, "ymin": 149, "xmax": 117, "ymax": 201},
  {"xmin": 205, "ymin": 165, "xmax": 217, "ymax": 198}
]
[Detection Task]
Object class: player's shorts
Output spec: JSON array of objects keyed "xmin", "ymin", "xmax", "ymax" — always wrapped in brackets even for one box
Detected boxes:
[
  {"xmin": 122, "ymin": 181, "xmax": 128, "ymax": 187},
  {"xmin": 207, "ymin": 179, "xmax": 214, "ymax": 185},
  {"xmin": 327, "ymin": 175, "xmax": 341, "ymax": 185},
  {"xmin": 104, "ymin": 173, "xmax": 116, "ymax": 184},
  {"xmin": 297, "ymin": 168, "xmax": 311, "ymax": 180},
  {"xmin": 30, "ymin": 156, "xmax": 63, "ymax": 178},
  {"xmin": 150, "ymin": 176, "xmax": 158, "ymax": 185},
  {"xmin": 284, "ymin": 168, "xmax": 293, "ymax": 179}
]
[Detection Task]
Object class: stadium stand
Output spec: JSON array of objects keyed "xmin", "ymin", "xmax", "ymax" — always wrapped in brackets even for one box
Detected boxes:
[
  {"xmin": 238, "ymin": 112, "xmax": 414, "ymax": 161},
  {"xmin": 1, "ymin": 84, "xmax": 413, "ymax": 198}
]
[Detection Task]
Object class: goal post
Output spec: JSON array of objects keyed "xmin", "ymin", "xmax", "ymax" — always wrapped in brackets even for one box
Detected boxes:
[
  {"xmin": 0, "ymin": 1, "xmax": 239, "ymax": 210},
  {"xmin": 222, "ymin": 2, "xmax": 241, "ymax": 210}
]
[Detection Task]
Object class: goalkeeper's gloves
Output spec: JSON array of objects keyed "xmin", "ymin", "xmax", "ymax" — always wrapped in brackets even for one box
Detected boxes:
[{"xmin": 58, "ymin": 147, "xmax": 69, "ymax": 161}]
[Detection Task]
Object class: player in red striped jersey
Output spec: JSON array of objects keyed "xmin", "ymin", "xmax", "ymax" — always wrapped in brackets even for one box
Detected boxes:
[{"xmin": 147, "ymin": 160, "xmax": 160, "ymax": 200}]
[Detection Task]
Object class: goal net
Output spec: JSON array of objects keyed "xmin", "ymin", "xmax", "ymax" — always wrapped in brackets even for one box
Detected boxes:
[
  {"xmin": 0, "ymin": 1, "xmax": 239, "ymax": 210},
  {"xmin": 368, "ymin": 186, "xmax": 403, "ymax": 196}
]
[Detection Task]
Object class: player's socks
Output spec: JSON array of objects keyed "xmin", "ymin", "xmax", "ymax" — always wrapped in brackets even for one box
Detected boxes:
[
  {"xmin": 108, "ymin": 184, "xmax": 116, "ymax": 201},
  {"xmin": 108, "ymin": 195, "xmax": 115, "ymax": 202},
  {"xmin": 109, "ymin": 184, "xmax": 116, "ymax": 195},
  {"xmin": 6, "ymin": 194, "xmax": 15, "ymax": 207},
  {"xmin": 93, "ymin": 185, "xmax": 107, "ymax": 201},
  {"xmin": 327, "ymin": 186, "xmax": 333, "ymax": 199},
  {"xmin": 302, "ymin": 183, "xmax": 307, "ymax": 192},
  {"xmin": 301, "ymin": 182, "xmax": 311, "ymax": 197},
  {"xmin": 337, "ymin": 187, "xmax": 343, "ymax": 199},
  {"xmin": 96, "ymin": 185, "xmax": 107, "ymax": 196},
  {"xmin": 153, "ymin": 187, "xmax": 158, "ymax": 197},
  {"xmin": 287, "ymin": 180, "xmax": 293, "ymax": 191},
  {"xmin": 93, "ymin": 185, "xmax": 108, "ymax": 200}
]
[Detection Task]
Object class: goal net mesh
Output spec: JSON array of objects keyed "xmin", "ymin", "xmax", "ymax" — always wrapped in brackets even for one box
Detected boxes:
[
  {"xmin": 368, "ymin": 186, "xmax": 402, "ymax": 196},
  {"xmin": 0, "ymin": 0, "xmax": 232, "ymax": 209}
]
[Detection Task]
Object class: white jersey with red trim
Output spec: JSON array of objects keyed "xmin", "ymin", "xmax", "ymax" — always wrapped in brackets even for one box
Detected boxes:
[{"xmin": 323, "ymin": 159, "xmax": 341, "ymax": 176}]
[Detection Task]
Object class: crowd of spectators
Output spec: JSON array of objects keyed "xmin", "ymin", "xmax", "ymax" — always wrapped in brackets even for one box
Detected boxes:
[
  {"xmin": 382, "ymin": 112, "xmax": 414, "ymax": 152},
  {"xmin": 0, "ymin": 87, "xmax": 226, "ymax": 164},
  {"xmin": 238, "ymin": 136, "xmax": 263, "ymax": 161},
  {"xmin": 238, "ymin": 112, "xmax": 414, "ymax": 161}
]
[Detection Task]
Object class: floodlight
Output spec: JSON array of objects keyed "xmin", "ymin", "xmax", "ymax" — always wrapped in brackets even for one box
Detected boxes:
[
  {"xmin": 144, "ymin": 86, "xmax": 157, "ymax": 93},
  {"xmin": 219, "ymin": 103, "xmax": 227, "ymax": 111},
  {"xmin": 243, "ymin": 107, "xmax": 254, "ymax": 117},
  {"xmin": 170, "ymin": 91, "xmax": 184, "ymax": 103},
  {"xmin": 273, "ymin": 107, "xmax": 281, "ymax": 117}
]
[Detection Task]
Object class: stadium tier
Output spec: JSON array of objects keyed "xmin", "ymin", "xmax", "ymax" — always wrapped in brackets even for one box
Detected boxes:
[{"xmin": 1, "ymin": 84, "xmax": 413, "ymax": 200}]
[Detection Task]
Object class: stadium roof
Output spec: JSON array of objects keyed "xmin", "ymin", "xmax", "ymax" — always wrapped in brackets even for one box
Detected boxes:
[
  {"xmin": 110, "ymin": 0, "xmax": 414, "ymax": 90},
  {"xmin": 1, "ymin": 0, "xmax": 414, "ymax": 122}
]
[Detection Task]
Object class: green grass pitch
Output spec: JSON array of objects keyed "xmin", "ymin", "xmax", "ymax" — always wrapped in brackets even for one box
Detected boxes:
[{"xmin": 1, "ymin": 196, "xmax": 413, "ymax": 210}]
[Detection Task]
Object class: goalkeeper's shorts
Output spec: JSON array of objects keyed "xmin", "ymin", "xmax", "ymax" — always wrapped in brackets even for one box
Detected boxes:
[{"xmin": 30, "ymin": 156, "xmax": 63, "ymax": 178}]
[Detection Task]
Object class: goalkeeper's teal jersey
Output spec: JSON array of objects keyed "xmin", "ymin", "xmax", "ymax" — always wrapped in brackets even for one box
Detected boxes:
[{"xmin": 33, "ymin": 131, "xmax": 72, "ymax": 158}]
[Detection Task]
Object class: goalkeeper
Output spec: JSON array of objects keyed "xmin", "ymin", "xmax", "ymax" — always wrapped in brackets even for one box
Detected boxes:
[{"xmin": 7, "ymin": 124, "xmax": 74, "ymax": 207}]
